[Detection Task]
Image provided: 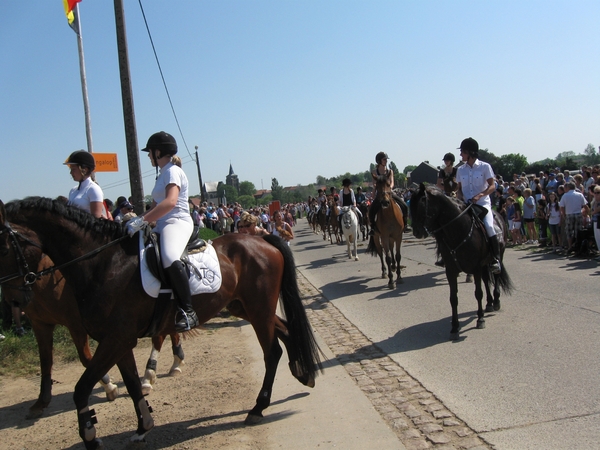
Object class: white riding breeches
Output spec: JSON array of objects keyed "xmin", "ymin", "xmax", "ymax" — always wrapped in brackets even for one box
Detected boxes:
[
  {"xmin": 481, "ymin": 205, "xmax": 496, "ymax": 237},
  {"xmin": 155, "ymin": 216, "xmax": 194, "ymax": 268}
]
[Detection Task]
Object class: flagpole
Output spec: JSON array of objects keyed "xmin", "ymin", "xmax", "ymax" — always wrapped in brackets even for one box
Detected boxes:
[{"xmin": 73, "ymin": 4, "xmax": 94, "ymax": 155}]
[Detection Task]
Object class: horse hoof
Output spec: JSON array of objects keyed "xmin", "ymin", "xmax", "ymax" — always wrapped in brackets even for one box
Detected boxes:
[
  {"xmin": 84, "ymin": 438, "xmax": 104, "ymax": 450},
  {"xmin": 105, "ymin": 384, "xmax": 119, "ymax": 402},
  {"xmin": 485, "ymin": 304, "xmax": 494, "ymax": 313},
  {"xmin": 354, "ymin": 257, "xmax": 359, "ymax": 261},
  {"xmin": 387, "ymin": 283, "xmax": 395, "ymax": 289},
  {"xmin": 169, "ymin": 367, "xmax": 183, "ymax": 377},
  {"xmin": 244, "ymin": 413, "xmax": 264, "ymax": 425},
  {"xmin": 141, "ymin": 383, "xmax": 153, "ymax": 396},
  {"xmin": 476, "ymin": 320, "xmax": 486, "ymax": 329},
  {"xmin": 26, "ymin": 408, "xmax": 44, "ymax": 420},
  {"xmin": 449, "ymin": 332, "xmax": 459, "ymax": 341},
  {"xmin": 494, "ymin": 302, "xmax": 501, "ymax": 311}
]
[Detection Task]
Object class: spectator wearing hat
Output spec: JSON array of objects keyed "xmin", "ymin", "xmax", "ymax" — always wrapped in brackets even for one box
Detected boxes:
[
  {"xmin": 126, "ymin": 131, "xmax": 198, "ymax": 332},
  {"xmin": 437, "ymin": 152, "xmax": 458, "ymax": 196},
  {"xmin": 545, "ymin": 172, "xmax": 558, "ymax": 196},
  {"xmin": 64, "ymin": 150, "xmax": 106, "ymax": 218},
  {"xmin": 114, "ymin": 200, "xmax": 135, "ymax": 223}
]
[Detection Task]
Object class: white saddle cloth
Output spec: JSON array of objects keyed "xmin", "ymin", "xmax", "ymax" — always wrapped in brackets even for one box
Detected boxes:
[{"xmin": 139, "ymin": 233, "xmax": 222, "ymax": 298}]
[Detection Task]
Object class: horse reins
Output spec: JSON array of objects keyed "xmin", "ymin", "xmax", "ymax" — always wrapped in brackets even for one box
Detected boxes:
[
  {"xmin": 0, "ymin": 221, "xmax": 129, "ymax": 288},
  {"xmin": 423, "ymin": 194, "xmax": 476, "ymax": 273}
]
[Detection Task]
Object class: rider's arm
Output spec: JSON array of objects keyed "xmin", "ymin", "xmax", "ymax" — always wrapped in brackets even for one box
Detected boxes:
[{"xmin": 471, "ymin": 178, "xmax": 495, "ymax": 203}]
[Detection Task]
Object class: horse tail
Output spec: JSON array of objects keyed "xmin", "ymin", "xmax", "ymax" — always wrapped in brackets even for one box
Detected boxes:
[
  {"xmin": 366, "ymin": 235, "xmax": 378, "ymax": 256},
  {"xmin": 497, "ymin": 263, "xmax": 514, "ymax": 295},
  {"xmin": 262, "ymin": 234, "xmax": 324, "ymax": 379}
]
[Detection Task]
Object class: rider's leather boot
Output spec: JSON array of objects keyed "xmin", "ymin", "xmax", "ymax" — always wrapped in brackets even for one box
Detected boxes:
[
  {"xmin": 166, "ymin": 261, "xmax": 199, "ymax": 332},
  {"xmin": 488, "ymin": 235, "xmax": 502, "ymax": 275}
]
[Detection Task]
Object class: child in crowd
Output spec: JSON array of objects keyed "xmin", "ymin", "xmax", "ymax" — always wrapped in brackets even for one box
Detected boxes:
[
  {"xmin": 547, "ymin": 192, "xmax": 561, "ymax": 252},
  {"xmin": 510, "ymin": 197, "xmax": 523, "ymax": 245},
  {"xmin": 536, "ymin": 198, "xmax": 548, "ymax": 247}
]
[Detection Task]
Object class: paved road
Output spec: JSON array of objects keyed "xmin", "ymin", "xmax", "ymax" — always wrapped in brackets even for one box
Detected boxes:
[{"xmin": 291, "ymin": 223, "xmax": 600, "ymax": 449}]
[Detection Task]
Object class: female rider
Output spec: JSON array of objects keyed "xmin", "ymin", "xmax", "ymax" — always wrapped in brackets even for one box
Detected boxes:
[
  {"xmin": 127, "ymin": 131, "xmax": 198, "ymax": 332},
  {"xmin": 64, "ymin": 150, "xmax": 106, "ymax": 218},
  {"xmin": 369, "ymin": 152, "xmax": 407, "ymax": 235}
]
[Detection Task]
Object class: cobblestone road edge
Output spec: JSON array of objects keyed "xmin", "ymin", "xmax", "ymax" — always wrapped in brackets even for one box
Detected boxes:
[{"xmin": 296, "ymin": 270, "xmax": 493, "ymax": 450}]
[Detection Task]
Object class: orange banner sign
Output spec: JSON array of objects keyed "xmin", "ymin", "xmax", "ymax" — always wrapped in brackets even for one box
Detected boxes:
[{"xmin": 93, "ymin": 153, "xmax": 119, "ymax": 172}]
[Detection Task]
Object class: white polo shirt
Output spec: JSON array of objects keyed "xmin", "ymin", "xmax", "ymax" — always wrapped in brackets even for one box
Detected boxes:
[{"xmin": 456, "ymin": 159, "xmax": 495, "ymax": 209}]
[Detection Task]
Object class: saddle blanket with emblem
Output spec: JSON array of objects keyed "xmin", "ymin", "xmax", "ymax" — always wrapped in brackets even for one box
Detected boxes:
[{"xmin": 139, "ymin": 233, "xmax": 222, "ymax": 298}]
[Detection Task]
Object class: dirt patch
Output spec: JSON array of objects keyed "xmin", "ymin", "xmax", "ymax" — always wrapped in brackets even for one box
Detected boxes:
[{"xmin": 0, "ymin": 318, "xmax": 269, "ymax": 450}]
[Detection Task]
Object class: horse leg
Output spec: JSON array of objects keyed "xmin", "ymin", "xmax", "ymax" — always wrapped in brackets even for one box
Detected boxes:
[
  {"xmin": 492, "ymin": 272, "xmax": 501, "ymax": 311},
  {"xmin": 395, "ymin": 241, "xmax": 403, "ymax": 284},
  {"xmin": 473, "ymin": 272, "xmax": 485, "ymax": 329},
  {"xmin": 483, "ymin": 270, "xmax": 495, "ymax": 313},
  {"xmin": 167, "ymin": 333, "xmax": 185, "ymax": 376},
  {"xmin": 385, "ymin": 251, "xmax": 395, "ymax": 289},
  {"xmin": 141, "ymin": 335, "xmax": 164, "ymax": 395},
  {"xmin": 117, "ymin": 350, "xmax": 155, "ymax": 443},
  {"xmin": 447, "ymin": 270, "xmax": 460, "ymax": 340},
  {"xmin": 27, "ymin": 321, "xmax": 55, "ymax": 419},
  {"xmin": 245, "ymin": 327, "xmax": 283, "ymax": 425},
  {"xmin": 353, "ymin": 234, "xmax": 359, "ymax": 261}
]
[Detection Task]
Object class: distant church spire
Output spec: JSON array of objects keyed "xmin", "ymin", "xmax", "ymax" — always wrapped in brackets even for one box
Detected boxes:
[
  {"xmin": 229, "ymin": 163, "xmax": 235, "ymax": 176},
  {"xmin": 226, "ymin": 162, "xmax": 239, "ymax": 192}
]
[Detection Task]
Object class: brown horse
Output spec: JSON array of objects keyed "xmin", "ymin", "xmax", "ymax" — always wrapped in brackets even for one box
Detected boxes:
[
  {"xmin": 327, "ymin": 196, "xmax": 341, "ymax": 244},
  {"xmin": 366, "ymin": 172, "xmax": 404, "ymax": 288},
  {"xmin": 0, "ymin": 197, "xmax": 322, "ymax": 450},
  {"xmin": 358, "ymin": 201, "xmax": 369, "ymax": 240},
  {"xmin": 0, "ymin": 223, "xmax": 185, "ymax": 418}
]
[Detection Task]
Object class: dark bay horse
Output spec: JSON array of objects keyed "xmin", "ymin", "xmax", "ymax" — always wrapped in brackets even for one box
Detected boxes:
[
  {"xmin": 358, "ymin": 201, "xmax": 369, "ymax": 240},
  {"xmin": 327, "ymin": 196, "xmax": 341, "ymax": 244},
  {"xmin": 316, "ymin": 199, "xmax": 328, "ymax": 240},
  {"xmin": 366, "ymin": 172, "xmax": 404, "ymax": 288},
  {"xmin": 0, "ymin": 224, "xmax": 183, "ymax": 418},
  {"xmin": 409, "ymin": 184, "xmax": 514, "ymax": 340},
  {"xmin": 0, "ymin": 197, "xmax": 322, "ymax": 450}
]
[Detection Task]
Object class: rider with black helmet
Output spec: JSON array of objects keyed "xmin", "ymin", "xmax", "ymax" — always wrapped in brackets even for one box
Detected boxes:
[
  {"xmin": 369, "ymin": 152, "xmax": 408, "ymax": 235},
  {"xmin": 456, "ymin": 137, "xmax": 502, "ymax": 274},
  {"xmin": 64, "ymin": 150, "xmax": 106, "ymax": 218},
  {"xmin": 437, "ymin": 152, "xmax": 458, "ymax": 196},
  {"xmin": 127, "ymin": 131, "xmax": 199, "ymax": 332}
]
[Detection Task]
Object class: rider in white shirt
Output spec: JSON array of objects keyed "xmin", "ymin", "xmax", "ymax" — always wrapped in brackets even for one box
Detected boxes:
[{"xmin": 456, "ymin": 137, "xmax": 502, "ymax": 274}]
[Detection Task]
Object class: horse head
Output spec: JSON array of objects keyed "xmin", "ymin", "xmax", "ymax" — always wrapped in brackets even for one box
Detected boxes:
[
  {"xmin": 372, "ymin": 172, "xmax": 393, "ymax": 207},
  {"xmin": 0, "ymin": 202, "xmax": 42, "ymax": 309}
]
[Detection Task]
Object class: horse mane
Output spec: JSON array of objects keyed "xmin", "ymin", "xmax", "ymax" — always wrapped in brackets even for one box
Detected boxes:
[
  {"xmin": 5, "ymin": 197, "xmax": 126, "ymax": 240},
  {"xmin": 424, "ymin": 185, "xmax": 465, "ymax": 212}
]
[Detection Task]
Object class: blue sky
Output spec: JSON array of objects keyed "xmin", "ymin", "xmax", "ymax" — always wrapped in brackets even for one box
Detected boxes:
[{"xmin": 1, "ymin": 1, "xmax": 598, "ymax": 202}]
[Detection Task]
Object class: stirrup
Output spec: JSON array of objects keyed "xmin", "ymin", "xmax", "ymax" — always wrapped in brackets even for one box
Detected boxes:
[
  {"xmin": 175, "ymin": 309, "xmax": 199, "ymax": 332},
  {"xmin": 490, "ymin": 260, "xmax": 501, "ymax": 275}
]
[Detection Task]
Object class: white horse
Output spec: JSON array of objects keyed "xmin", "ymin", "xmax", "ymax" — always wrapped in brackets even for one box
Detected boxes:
[{"xmin": 341, "ymin": 206, "xmax": 359, "ymax": 261}]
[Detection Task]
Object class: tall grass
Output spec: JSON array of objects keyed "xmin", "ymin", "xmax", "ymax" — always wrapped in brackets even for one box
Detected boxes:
[{"xmin": 0, "ymin": 326, "xmax": 94, "ymax": 377}]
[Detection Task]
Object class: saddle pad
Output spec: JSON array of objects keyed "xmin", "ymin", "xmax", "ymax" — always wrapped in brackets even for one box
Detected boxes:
[{"xmin": 139, "ymin": 233, "xmax": 222, "ymax": 298}]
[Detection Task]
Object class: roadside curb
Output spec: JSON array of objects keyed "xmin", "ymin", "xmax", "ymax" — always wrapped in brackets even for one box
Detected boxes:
[{"xmin": 296, "ymin": 269, "xmax": 492, "ymax": 450}]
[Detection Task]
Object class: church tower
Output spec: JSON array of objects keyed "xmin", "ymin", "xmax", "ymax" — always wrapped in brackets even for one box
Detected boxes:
[{"xmin": 225, "ymin": 163, "xmax": 239, "ymax": 192}]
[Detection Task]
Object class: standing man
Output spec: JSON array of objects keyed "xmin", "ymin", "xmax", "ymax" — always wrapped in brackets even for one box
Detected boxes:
[
  {"xmin": 456, "ymin": 137, "xmax": 502, "ymax": 274},
  {"xmin": 559, "ymin": 181, "xmax": 589, "ymax": 253}
]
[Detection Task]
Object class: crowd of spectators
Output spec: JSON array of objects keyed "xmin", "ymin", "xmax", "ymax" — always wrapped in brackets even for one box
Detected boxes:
[{"xmin": 494, "ymin": 164, "xmax": 600, "ymax": 259}]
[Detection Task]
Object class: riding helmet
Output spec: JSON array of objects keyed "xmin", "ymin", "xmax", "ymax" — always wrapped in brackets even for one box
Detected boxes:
[
  {"xmin": 142, "ymin": 131, "xmax": 178, "ymax": 156},
  {"xmin": 443, "ymin": 152, "xmax": 455, "ymax": 163},
  {"xmin": 64, "ymin": 150, "xmax": 96, "ymax": 171},
  {"xmin": 375, "ymin": 152, "xmax": 389, "ymax": 165},
  {"xmin": 458, "ymin": 137, "xmax": 479, "ymax": 159}
]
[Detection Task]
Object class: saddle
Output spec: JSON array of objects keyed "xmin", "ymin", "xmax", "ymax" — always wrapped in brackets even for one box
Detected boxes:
[
  {"xmin": 144, "ymin": 226, "xmax": 206, "ymax": 287},
  {"xmin": 141, "ymin": 227, "xmax": 208, "ymax": 338}
]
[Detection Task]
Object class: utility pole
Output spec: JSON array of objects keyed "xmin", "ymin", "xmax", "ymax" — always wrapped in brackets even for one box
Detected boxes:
[
  {"xmin": 114, "ymin": 0, "xmax": 144, "ymax": 214},
  {"xmin": 195, "ymin": 146, "xmax": 206, "ymax": 203}
]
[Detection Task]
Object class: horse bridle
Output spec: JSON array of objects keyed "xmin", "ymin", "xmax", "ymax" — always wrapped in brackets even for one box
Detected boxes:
[
  {"xmin": 0, "ymin": 223, "xmax": 41, "ymax": 290},
  {"xmin": 0, "ymin": 221, "xmax": 130, "ymax": 290},
  {"xmin": 422, "ymin": 192, "xmax": 476, "ymax": 272}
]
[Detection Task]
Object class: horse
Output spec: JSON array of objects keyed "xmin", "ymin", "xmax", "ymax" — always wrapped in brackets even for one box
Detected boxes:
[
  {"xmin": 0, "ymin": 197, "xmax": 322, "ymax": 450},
  {"xmin": 409, "ymin": 184, "xmax": 514, "ymax": 340},
  {"xmin": 358, "ymin": 201, "xmax": 369, "ymax": 240},
  {"xmin": 0, "ymin": 224, "xmax": 187, "ymax": 418},
  {"xmin": 327, "ymin": 196, "xmax": 341, "ymax": 244},
  {"xmin": 366, "ymin": 172, "xmax": 404, "ymax": 288},
  {"xmin": 340, "ymin": 206, "xmax": 359, "ymax": 261},
  {"xmin": 316, "ymin": 199, "xmax": 328, "ymax": 240}
]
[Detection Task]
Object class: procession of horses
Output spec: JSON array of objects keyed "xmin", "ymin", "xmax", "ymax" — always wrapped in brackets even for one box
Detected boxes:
[{"xmin": 0, "ymin": 179, "xmax": 512, "ymax": 448}]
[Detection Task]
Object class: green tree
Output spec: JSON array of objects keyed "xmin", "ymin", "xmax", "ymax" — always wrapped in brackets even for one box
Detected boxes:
[
  {"xmin": 239, "ymin": 181, "xmax": 256, "ymax": 197},
  {"xmin": 316, "ymin": 175, "xmax": 327, "ymax": 186},
  {"xmin": 218, "ymin": 184, "xmax": 238, "ymax": 204},
  {"xmin": 389, "ymin": 161, "xmax": 399, "ymax": 175},
  {"xmin": 403, "ymin": 165, "xmax": 417, "ymax": 175},
  {"xmin": 257, "ymin": 194, "xmax": 273, "ymax": 206},
  {"xmin": 495, "ymin": 153, "xmax": 528, "ymax": 180},
  {"xmin": 237, "ymin": 195, "xmax": 256, "ymax": 209},
  {"xmin": 271, "ymin": 178, "xmax": 283, "ymax": 201}
]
